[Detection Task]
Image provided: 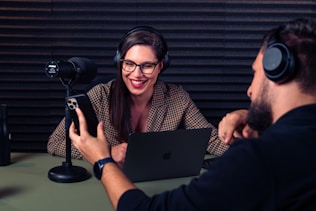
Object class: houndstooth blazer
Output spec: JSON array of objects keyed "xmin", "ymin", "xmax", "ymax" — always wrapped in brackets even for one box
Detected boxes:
[{"xmin": 47, "ymin": 80, "xmax": 229, "ymax": 159}]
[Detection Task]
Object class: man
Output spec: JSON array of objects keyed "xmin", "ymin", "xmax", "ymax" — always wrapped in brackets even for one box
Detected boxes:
[{"xmin": 69, "ymin": 18, "xmax": 316, "ymax": 210}]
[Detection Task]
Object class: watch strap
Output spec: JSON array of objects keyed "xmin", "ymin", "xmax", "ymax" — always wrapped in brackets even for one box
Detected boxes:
[
  {"xmin": 99, "ymin": 157, "xmax": 115, "ymax": 165},
  {"xmin": 94, "ymin": 157, "xmax": 116, "ymax": 180}
]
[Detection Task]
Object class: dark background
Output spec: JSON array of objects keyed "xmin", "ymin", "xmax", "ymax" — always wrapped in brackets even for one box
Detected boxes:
[{"xmin": 1, "ymin": 0, "xmax": 315, "ymax": 152}]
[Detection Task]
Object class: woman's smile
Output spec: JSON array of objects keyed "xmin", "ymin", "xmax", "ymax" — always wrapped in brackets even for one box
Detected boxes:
[{"xmin": 122, "ymin": 45, "xmax": 161, "ymax": 97}]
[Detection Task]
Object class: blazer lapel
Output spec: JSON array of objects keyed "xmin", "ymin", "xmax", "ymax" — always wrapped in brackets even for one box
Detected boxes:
[{"xmin": 147, "ymin": 81, "xmax": 167, "ymax": 131}]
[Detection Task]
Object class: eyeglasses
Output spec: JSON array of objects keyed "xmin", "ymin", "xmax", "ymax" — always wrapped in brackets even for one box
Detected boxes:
[{"xmin": 120, "ymin": 59, "xmax": 159, "ymax": 74}]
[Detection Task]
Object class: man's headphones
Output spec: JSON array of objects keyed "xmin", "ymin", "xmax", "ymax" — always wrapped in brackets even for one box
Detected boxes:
[
  {"xmin": 113, "ymin": 26, "xmax": 170, "ymax": 72},
  {"xmin": 262, "ymin": 41, "xmax": 296, "ymax": 83}
]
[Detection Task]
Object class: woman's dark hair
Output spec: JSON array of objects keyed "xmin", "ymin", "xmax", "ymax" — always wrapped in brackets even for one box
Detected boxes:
[{"xmin": 110, "ymin": 28, "xmax": 168, "ymax": 142}]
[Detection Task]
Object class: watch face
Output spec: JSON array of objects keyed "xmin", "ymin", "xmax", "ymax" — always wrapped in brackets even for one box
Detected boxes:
[
  {"xmin": 93, "ymin": 162, "xmax": 102, "ymax": 180},
  {"xmin": 93, "ymin": 158, "xmax": 115, "ymax": 180}
]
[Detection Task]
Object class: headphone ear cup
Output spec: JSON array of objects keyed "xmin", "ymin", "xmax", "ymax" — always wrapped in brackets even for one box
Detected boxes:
[
  {"xmin": 161, "ymin": 51, "xmax": 170, "ymax": 72},
  {"xmin": 113, "ymin": 50, "xmax": 120, "ymax": 67},
  {"xmin": 263, "ymin": 42, "xmax": 295, "ymax": 83}
]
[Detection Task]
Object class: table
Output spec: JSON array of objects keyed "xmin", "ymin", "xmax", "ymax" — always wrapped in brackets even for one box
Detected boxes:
[{"xmin": 0, "ymin": 153, "xmax": 207, "ymax": 211}]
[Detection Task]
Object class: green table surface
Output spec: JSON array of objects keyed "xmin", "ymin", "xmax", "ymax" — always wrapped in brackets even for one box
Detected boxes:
[{"xmin": 0, "ymin": 153, "xmax": 209, "ymax": 211}]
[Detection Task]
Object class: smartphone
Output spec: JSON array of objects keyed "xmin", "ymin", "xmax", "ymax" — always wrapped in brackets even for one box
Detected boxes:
[{"xmin": 66, "ymin": 93, "xmax": 98, "ymax": 137}]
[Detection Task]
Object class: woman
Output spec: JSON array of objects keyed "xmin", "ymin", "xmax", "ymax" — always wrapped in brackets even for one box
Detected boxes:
[{"xmin": 47, "ymin": 26, "xmax": 229, "ymax": 167}]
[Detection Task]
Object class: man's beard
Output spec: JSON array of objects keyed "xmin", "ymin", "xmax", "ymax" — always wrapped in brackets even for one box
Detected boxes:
[{"xmin": 246, "ymin": 84, "xmax": 273, "ymax": 133}]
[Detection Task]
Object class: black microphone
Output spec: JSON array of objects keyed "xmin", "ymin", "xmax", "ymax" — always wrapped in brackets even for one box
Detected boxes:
[{"xmin": 45, "ymin": 57, "xmax": 97, "ymax": 83}]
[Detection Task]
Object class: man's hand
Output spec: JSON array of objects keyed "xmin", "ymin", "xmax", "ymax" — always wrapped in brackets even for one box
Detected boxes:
[
  {"xmin": 218, "ymin": 109, "xmax": 258, "ymax": 145},
  {"xmin": 69, "ymin": 108, "xmax": 111, "ymax": 165}
]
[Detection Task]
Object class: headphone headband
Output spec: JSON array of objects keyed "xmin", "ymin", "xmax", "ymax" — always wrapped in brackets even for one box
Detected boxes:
[{"xmin": 113, "ymin": 26, "xmax": 170, "ymax": 72}]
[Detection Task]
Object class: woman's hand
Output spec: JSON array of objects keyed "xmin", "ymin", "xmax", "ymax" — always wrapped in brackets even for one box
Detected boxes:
[{"xmin": 111, "ymin": 143, "xmax": 128, "ymax": 169}]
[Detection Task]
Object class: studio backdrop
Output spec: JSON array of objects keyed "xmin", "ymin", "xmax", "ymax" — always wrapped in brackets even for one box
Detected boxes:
[{"xmin": 1, "ymin": 0, "xmax": 315, "ymax": 152}]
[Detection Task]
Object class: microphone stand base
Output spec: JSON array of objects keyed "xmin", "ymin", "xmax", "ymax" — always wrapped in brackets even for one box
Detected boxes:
[{"xmin": 48, "ymin": 162, "xmax": 90, "ymax": 183}]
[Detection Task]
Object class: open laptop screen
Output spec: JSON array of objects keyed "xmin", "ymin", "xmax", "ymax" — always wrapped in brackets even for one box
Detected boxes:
[{"xmin": 123, "ymin": 128, "xmax": 212, "ymax": 182}]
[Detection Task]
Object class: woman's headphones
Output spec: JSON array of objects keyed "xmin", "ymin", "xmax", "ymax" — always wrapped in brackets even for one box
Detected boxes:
[
  {"xmin": 113, "ymin": 26, "xmax": 170, "ymax": 72},
  {"xmin": 262, "ymin": 41, "xmax": 296, "ymax": 84}
]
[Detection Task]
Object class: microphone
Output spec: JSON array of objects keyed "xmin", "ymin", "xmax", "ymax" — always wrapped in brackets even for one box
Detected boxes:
[{"xmin": 45, "ymin": 57, "xmax": 97, "ymax": 83}]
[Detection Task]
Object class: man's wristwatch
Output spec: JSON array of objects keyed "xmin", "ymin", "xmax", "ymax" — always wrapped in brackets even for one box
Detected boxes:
[{"xmin": 93, "ymin": 157, "xmax": 116, "ymax": 180}]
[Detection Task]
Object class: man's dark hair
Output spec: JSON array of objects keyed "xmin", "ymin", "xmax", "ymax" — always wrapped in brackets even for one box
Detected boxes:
[{"xmin": 262, "ymin": 18, "xmax": 316, "ymax": 94}]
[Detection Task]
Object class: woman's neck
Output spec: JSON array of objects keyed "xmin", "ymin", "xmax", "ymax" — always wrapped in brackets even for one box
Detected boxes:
[{"xmin": 130, "ymin": 88, "xmax": 154, "ymax": 107}]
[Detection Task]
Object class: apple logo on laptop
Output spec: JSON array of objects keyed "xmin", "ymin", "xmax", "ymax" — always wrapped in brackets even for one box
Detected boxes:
[{"xmin": 162, "ymin": 152, "xmax": 171, "ymax": 160}]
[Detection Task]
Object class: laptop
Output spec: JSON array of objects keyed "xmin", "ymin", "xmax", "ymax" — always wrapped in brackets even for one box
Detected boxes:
[{"xmin": 122, "ymin": 128, "xmax": 212, "ymax": 182}]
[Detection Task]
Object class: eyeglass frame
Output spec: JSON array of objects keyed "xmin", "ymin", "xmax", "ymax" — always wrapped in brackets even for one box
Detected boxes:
[{"xmin": 120, "ymin": 59, "xmax": 160, "ymax": 74}]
